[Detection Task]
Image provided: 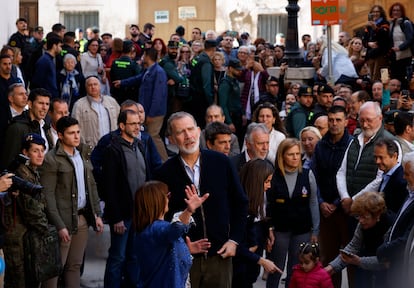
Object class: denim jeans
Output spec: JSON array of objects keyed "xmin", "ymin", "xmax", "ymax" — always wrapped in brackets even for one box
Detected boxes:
[{"xmin": 104, "ymin": 219, "xmax": 137, "ymax": 288}]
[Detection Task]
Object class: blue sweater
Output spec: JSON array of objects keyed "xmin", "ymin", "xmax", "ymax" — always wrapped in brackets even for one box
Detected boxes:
[
  {"xmin": 136, "ymin": 220, "xmax": 192, "ymax": 288},
  {"xmin": 32, "ymin": 52, "xmax": 59, "ymax": 98}
]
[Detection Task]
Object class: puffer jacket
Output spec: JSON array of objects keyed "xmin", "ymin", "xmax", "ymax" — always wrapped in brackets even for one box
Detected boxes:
[{"xmin": 289, "ymin": 262, "xmax": 333, "ymax": 288}]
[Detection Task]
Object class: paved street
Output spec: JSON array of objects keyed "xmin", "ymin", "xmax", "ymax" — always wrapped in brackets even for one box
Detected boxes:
[
  {"xmin": 80, "ymin": 227, "xmax": 346, "ymax": 288},
  {"xmin": 80, "ymin": 226, "xmax": 271, "ymax": 288}
]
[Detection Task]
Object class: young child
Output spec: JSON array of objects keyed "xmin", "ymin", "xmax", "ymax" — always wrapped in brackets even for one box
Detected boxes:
[{"xmin": 289, "ymin": 242, "xmax": 334, "ymax": 288}]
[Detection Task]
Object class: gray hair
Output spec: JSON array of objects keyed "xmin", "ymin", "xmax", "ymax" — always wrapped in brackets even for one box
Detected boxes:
[
  {"xmin": 403, "ymin": 152, "xmax": 414, "ymax": 174},
  {"xmin": 300, "ymin": 126, "xmax": 322, "ymax": 140},
  {"xmin": 167, "ymin": 111, "xmax": 197, "ymax": 136},
  {"xmin": 238, "ymin": 45, "xmax": 251, "ymax": 54},
  {"xmin": 359, "ymin": 101, "xmax": 382, "ymax": 116},
  {"xmin": 245, "ymin": 122, "xmax": 269, "ymax": 144},
  {"xmin": 63, "ymin": 53, "xmax": 77, "ymax": 65}
]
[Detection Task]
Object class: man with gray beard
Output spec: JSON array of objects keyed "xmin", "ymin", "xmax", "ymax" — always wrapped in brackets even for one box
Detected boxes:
[
  {"xmin": 336, "ymin": 101, "xmax": 401, "ymax": 213},
  {"xmin": 154, "ymin": 112, "xmax": 248, "ymax": 288}
]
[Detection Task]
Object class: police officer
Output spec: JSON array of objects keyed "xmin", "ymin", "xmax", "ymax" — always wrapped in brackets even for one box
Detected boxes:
[
  {"xmin": 110, "ymin": 40, "xmax": 141, "ymax": 104},
  {"xmin": 186, "ymin": 39, "xmax": 217, "ymax": 128},
  {"xmin": 159, "ymin": 40, "xmax": 185, "ymax": 113},
  {"xmin": 8, "ymin": 18, "xmax": 30, "ymax": 54}
]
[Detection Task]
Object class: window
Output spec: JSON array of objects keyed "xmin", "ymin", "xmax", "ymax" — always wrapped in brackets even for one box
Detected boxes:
[
  {"xmin": 258, "ymin": 14, "xmax": 288, "ymax": 44},
  {"xmin": 61, "ymin": 11, "xmax": 99, "ymax": 32}
]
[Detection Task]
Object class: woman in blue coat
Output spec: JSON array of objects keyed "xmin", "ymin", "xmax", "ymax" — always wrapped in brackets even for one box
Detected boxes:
[{"xmin": 134, "ymin": 181, "xmax": 209, "ymax": 288}]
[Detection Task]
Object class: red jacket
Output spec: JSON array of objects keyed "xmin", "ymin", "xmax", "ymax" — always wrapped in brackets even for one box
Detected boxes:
[{"xmin": 289, "ymin": 262, "xmax": 333, "ymax": 288}]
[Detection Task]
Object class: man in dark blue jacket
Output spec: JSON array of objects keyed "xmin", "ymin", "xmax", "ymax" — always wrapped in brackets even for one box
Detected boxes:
[
  {"xmin": 312, "ymin": 105, "xmax": 352, "ymax": 287},
  {"xmin": 377, "ymin": 151, "xmax": 414, "ymax": 287},
  {"xmin": 154, "ymin": 111, "xmax": 248, "ymax": 288},
  {"xmin": 113, "ymin": 47, "xmax": 168, "ymax": 161},
  {"xmin": 91, "ymin": 100, "xmax": 161, "ymax": 201},
  {"xmin": 31, "ymin": 35, "xmax": 62, "ymax": 98},
  {"xmin": 102, "ymin": 109, "xmax": 154, "ymax": 288}
]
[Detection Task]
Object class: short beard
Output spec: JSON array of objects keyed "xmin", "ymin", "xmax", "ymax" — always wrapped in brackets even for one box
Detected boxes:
[
  {"xmin": 168, "ymin": 52, "xmax": 177, "ymax": 59},
  {"xmin": 178, "ymin": 138, "xmax": 200, "ymax": 155}
]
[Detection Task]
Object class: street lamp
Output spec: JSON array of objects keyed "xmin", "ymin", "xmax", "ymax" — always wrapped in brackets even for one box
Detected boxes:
[{"xmin": 284, "ymin": 0, "xmax": 303, "ymax": 67}]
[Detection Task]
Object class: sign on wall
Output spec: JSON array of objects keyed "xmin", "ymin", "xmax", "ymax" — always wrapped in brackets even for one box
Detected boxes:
[
  {"xmin": 178, "ymin": 6, "xmax": 197, "ymax": 20},
  {"xmin": 155, "ymin": 10, "xmax": 169, "ymax": 23}
]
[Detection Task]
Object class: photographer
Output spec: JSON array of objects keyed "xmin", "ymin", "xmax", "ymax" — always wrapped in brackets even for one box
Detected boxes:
[
  {"xmin": 0, "ymin": 173, "xmax": 13, "ymax": 193},
  {"xmin": 3, "ymin": 133, "xmax": 50, "ymax": 287},
  {"xmin": 0, "ymin": 172, "xmax": 13, "ymax": 288}
]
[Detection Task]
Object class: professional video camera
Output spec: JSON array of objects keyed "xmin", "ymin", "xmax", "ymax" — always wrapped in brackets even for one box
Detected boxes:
[{"xmin": 2, "ymin": 154, "xmax": 43, "ymax": 197}]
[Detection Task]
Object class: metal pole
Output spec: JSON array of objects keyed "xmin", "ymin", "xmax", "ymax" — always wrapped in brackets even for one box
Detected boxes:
[{"xmin": 327, "ymin": 25, "xmax": 333, "ymax": 85}]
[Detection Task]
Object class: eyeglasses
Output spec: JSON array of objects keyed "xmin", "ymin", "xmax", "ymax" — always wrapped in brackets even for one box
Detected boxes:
[
  {"xmin": 268, "ymin": 84, "xmax": 279, "ymax": 87},
  {"xmin": 166, "ymin": 192, "xmax": 171, "ymax": 199},
  {"xmin": 359, "ymin": 116, "xmax": 379, "ymax": 124},
  {"xmin": 125, "ymin": 122, "xmax": 140, "ymax": 126},
  {"xmin": 238, "ymin": 51, "xmax": 248, "ymax": 54}
]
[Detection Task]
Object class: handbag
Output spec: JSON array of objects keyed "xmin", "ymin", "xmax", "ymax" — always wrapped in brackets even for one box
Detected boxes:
[
  {"xmin": 24, "ymin": 225, "xmax": 62, "ymax": 282},
  {"xmin": 176, "ymin": 78, "xmax": 191, "ymax": 101}
]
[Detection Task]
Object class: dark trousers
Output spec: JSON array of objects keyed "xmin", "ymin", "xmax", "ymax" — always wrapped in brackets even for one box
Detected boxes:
[
  {"xmin": 319, "ymin": 208, "xmax": 350, "ymax": 288},
  {"xmin": 190, "ymin": 255, "xmax": 232, "ymax": 288}
]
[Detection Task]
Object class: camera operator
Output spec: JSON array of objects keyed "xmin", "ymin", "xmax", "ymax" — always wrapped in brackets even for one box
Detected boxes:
[
  {"xmin": 0, "ymin": 174, "xmax": 13, "ymax": 193},
  {"xmin": 3, "ymin": 133, "xmax": 50, "ymax": 287}
]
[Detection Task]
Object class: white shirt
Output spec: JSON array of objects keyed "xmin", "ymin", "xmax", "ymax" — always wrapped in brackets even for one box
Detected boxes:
[
  {"xmin": 39, "ymin": 119, "xmax": 49, "ymax": 153},
  {"xmin": 67, "ymin": 149, "xmax": 87, "ymax": 209},
  {"xmin": 181, "ymin": 155, "xmax": 201, "ymax": 192},
  {"xmin": 337, "ymin": 132, "xmax": 402, "ymax": 199}
]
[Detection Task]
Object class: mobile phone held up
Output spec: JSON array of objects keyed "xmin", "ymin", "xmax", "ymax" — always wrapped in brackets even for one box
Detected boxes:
[
  {"xmin": 339, "ymin": 249, "xmax": 355, "ymax": 257},
  {"xmin": 368, "ymin": 13, "xmax": 374, "ymax": 21}
]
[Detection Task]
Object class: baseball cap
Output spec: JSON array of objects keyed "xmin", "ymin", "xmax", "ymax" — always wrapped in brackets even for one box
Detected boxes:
[
  {"xmin": 228, "ymin": 59, "xmax": 243, "ymax": 71},
  {"xmin": 299, "ymin": 85, "xmax": 313, "ymax": 96}
]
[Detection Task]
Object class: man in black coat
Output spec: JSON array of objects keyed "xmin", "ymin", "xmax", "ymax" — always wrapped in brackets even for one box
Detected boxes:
[
  {"xmin": 354, "ymin": 138, "xmax": 407, "ymax": 216},
  {"xmin": 377, "ymin": 151, "xmax": 414, "ymax": 287},
  {"xmin": 155, "ymin": 111, "xmax": 248, "ymax": 288}
]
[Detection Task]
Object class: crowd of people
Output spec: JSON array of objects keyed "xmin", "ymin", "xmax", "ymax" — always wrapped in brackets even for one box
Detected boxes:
[{"xmin": 0, "ymin": 1, "xmax": 414, "ymax": 288}]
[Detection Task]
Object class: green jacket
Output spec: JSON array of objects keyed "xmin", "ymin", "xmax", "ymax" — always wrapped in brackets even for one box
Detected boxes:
[
  {"xmin": 218, "ymin": 74, "xmax": 242, "ymax": 125},
  {"xmin": 40, "ymin": 142, "xmax": 101, "ymax": 234},
  {"xmin": 159, "ymin": 55, "xmax": 184, "ymax": 97},
  {"xmin": 286, "ymin": 102, "xmax": 313, "ymax": 138},
  {"xmin": 1, "ymin": 110, "xmax": 53, "ymax": 169}
]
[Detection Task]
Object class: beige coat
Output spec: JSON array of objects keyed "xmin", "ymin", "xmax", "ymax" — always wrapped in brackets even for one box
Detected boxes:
[{"xmin": 71, "ymin": 95, "xmax": 120, "ymax": 147}]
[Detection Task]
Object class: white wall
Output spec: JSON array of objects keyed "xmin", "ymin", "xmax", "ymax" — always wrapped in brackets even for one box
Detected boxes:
[
  {"xmin": 38, "ymin": 0, "xmax": 138, "ymax": 38},
  {"xmin": 1, "ymin": 0, "xmax": 19, "ymax": 46},
  {"xmin": 36, "ymin": 0, "xmax": 338, "ymax": 44}
]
